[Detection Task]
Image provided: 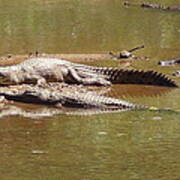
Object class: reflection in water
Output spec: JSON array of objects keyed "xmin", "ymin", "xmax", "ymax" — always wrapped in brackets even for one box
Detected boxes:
[
  {"xmin": 108, "ymin": 84, "xmax": 176, "ymax": 98},
  {"xmin": 0, "ymin": 108, "xmax": 179, "ymax": 179},
  {"xmin": 0, "ymin": 104, "xmax": 126, "ymax": 118},
  {"xmin": 0, "ymin": 83, "xmax": 179, "ymax": 119}
]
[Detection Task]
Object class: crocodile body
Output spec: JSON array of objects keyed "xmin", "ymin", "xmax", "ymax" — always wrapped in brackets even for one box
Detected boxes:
[
  {"xmin": 124, "ymin": 2, "xmax": 180, "ymax": 12},
  {"xmin": 0, "ymin": 57, "xmax": 178, "ymax": 87},
  {"xmin": 158, "ymin": 58, "xmax": 180, "ymax": 66},
  {"xmin": 0, "ymin": 83, "xmax": 144, "ymax": 111}
]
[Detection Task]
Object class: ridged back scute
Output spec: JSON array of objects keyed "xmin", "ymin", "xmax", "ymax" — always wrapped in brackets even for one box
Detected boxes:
[{"xmin": 90, "ymin": 67, "xmax": 178, "ymax": 87}]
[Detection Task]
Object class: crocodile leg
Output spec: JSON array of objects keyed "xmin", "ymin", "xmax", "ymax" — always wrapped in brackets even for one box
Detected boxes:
[
  {"xmin": 0, "ymin": 57, "xmax": 178, "ymax": 87},
  {"xmin": 66, "ymin": 62, "xmax": 178, "ymax": 87},
  {"xmin": 67, "ymin": 67, "xmax": 111, "ymax": 86},
  {"xmin": 25, "ymin": 74, "xmax": 47, "ymax": 86}
]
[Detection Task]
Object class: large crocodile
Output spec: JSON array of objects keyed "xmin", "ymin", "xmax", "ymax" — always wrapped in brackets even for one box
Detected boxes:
[
  {"xmin": 0, "ymin": 57, "xmax": 178, "ymax": 87},
  {"xmin": 0, "ymin": 83, "xmax": 178, "ymax": 118},
  {"xmin": 0, "ymin": 83, "xmax": 145, "ymax": 113}
]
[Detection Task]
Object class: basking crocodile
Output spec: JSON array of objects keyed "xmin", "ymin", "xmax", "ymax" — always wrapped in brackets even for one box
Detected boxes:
[
  {"xmin": 0, "ymin": 57, "xmax": 178, "ymax": 87},
  {"xmin": 0, "ymin": 83, "xmax": 144, "ymax": 111},
  {"xmin": 124, "ymin": 2, "xmax": 180, "ymax": 12},
  {"xmin": 158, "ymin": 58, "xmax": 180, "ymax": 66},
  {"xmin": 0, "ymin": 83, "xmax": 178, "ymax": 118}
]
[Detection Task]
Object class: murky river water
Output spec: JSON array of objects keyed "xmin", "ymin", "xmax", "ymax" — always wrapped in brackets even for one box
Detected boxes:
[{"xmin": 0, "ymin": 0, "xmax": 179, "ymax": 179}]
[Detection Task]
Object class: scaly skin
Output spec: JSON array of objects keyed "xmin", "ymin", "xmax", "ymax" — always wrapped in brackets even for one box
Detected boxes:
[
  {"xmin": 0, "ymin": 83, "xmax": 145, "ymax": 111},
  {"xmin": 0, "ymin": 58, "xmax": 111, "ymax": 86},
  {"xmin": 0, "ymin": 57, "xmax": 178, "ymax": 87}
]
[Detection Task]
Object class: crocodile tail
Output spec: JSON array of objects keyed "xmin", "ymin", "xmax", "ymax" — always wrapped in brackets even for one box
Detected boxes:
[
  {"xmin": 94, "ymin": 68, "xmax": 178, "ymax": 87},
  {"xmin": 68, "ymin": 92, "xmax": 145, "ymax": 110}
]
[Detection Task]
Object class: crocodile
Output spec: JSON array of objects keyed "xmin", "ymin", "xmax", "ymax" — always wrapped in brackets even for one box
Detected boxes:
[
  {"xmin": 123, "ymin": 2, "xmax": 180, "ymax": 12},
  {"xmin": 0, "ymin": 83, "xmax": 145, "ymax": 111},
  {"xmin": 0, "ymin": 83, "xmax": 179, "ymax": 118},
  {"xmin": 158, "ymin": 58, "xmax": 180, "ymax": 66},
  {"xmin": 0, "ymin": 102, "xmax": 142, "ymax": 118},
  {"xmin": 0, "ymin": 99, "xmax": 179, "ymax": 118},
  {"xmin": 0, "ymin": 57, "xmax": 178, "ymax": 87}
]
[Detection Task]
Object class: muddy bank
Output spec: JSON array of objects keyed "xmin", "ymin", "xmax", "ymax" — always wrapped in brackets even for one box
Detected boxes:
[{"xmin": 0, "ymin": 46, "xmax": 145, "ymax": 66}]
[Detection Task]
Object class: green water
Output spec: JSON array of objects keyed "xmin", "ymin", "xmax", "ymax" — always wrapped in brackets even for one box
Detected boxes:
[{"xmin": 0, "ymin": 0, "xmax": 180, "ymax": 179}]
